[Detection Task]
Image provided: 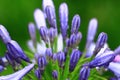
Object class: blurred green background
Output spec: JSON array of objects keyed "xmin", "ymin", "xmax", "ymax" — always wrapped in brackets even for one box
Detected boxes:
[{"xmin": 0, "ymin": 0, "xmax": 120, "ymax": 55}]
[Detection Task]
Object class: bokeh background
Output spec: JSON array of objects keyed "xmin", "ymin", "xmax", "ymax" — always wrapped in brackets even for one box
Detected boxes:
[{"xmin": 0, "ymin": 0, "xmax": 120, "ymax": 55}]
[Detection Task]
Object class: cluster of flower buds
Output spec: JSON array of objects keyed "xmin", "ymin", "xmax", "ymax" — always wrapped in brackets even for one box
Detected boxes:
[
  {"xmin": 0, "ymin": 0, "xmax": 120, "ymax": 80},
  {"xmin": 27, "ymin": 0, "xmax": 120, "ymax": 80}
]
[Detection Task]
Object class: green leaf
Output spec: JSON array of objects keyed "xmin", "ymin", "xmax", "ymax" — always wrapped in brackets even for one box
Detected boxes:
[{"xmin": 62, "ymin": 53, "xmax": 70, "ymax": 80}]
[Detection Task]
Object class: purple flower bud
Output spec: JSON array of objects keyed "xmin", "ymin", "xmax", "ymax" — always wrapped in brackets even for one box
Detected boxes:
[
  {"xmin": 7, "ymin": 40, "xmax": 30, "ymax": 63},
  {"xmin": 94, "ymin": 32, "xmax": 108, "ymax": 55},
  {"xmin": 71, "ymin": 14, "xmax": 81, "ymax": 34},
  {"xmin": 45, "ymin": 6, "xmax": 56, "ymax": 28},
  {"xmin": 5, "ymin": 52, "xmax": 16, "ymax": 66},
  {"xmin": 66, "ymin": 38, "xmax": 71, "ymax": 48},
  {"xmin": 0, "ymin": 25, "xmax": 11, "ymax": 44},
  {"xmin": 76, "ymin": 32, "xmax": 82, "ymax": 44},
  {"xmin": 59, "ymin": 3, "xmax": 68, "ymax": 40},
  {"xmin": 79, "ymin": 65, "xmax": 90, "ymax": 80},
  {"xmin": 35, "ymin": 69, "xmax": 41, "ymax": 79},
  {"xmin": 48, "ymin": 28, "xmax": 57, "ymax": 43},
  {"xmin": 45, "ymin": 48, "xmax": 53, "ymax": 59},
  {"xmin": 28, "ymin": 23, "xmax": 36, "ymax": 47},
  {"xmin": 37, "ymin": 56, "xmax": 47, "ymax": 70},
  {"xmin": 69, "ymin": 49, "xmax": 82, "ymax": 72},
  {"xmin": 0, "ymin": 65, "xmax": 4, "ymax": 72},
  {"xmin": 39, "ymin": 27, "xmax": 49, "ymax": 43},
  {"xmin": 52, "ymin": 70, "xmax": 58, "ymax": 80},
  {"xmin": 69, "ymin": 32, "xmax": 82, "ymax": 48},
  {"xmin": 57, "ymin": 51, "xmax": 65, "ymax": 67},
  {"xmin": 86, "ymin": 18, "xmax": 98, "ymax": 49},
  {"xmin": 89, "ymin": 51, "xmax": 115, "ymax": 68},
  {"xmin": 42, "ymin": 0, "xmax": 55, "ymax": 18},
  {"xmin": 52, "ymin": 54, "xmax": 57, "ymax": 61}
]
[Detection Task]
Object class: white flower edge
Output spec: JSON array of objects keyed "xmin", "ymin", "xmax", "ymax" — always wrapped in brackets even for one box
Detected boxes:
[
  {"xmin": 57, "ymin": 34, "xmax": 63, "ymax": 52},
  {"xmin": 109, "ymin": 62, "xmax": 120, "ymax": 78},
  {"xmin": 34, "ymin": 9, "xmax": 46, "ymax": 29},
  {"xmin": 0, "ymin": 63, "xmax": 34, "ymax": 80}
]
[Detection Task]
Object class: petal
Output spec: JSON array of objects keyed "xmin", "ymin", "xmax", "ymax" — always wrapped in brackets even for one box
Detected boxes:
[
  {"xmin": 109, "ymin": 62, "xmax": 120, "ymax": 77},
  {"xmin": 42, "ymin": 0, "xmax": 55, "ymax": 14},
  {"xmin": 34, "ymin": 9, "xmax": 46, "ymax": 29},
  {"xmin": 0, "ymin": 63, "xmax": 34, "ymax": 80},
  {"xmin": 86, "ymin": 42, "xmax": 95, "ymax": 57},
  {"xmin": 57, "ymin": 34, "xmax": 63, "ymax": 52},
  {"xmin": 27, "ymin": 40, "xmax": 36, "ymax": 53},
  {"xmin": 37, "ymin": 41, "xmax": 46, "ymax": 56}
]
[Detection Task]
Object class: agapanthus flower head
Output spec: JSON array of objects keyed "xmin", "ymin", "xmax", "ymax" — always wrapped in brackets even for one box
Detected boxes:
[{"xmin": 0, "ymin": 0, "xmax": 120, "ymax": 80}]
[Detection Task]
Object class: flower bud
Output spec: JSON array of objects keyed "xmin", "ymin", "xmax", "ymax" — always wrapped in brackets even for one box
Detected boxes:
[
  {"xmin": 69, "ymin": 32, "xmax": 82, "ymax": 48},
  {"xmin": 52, "ymin": 54, "xmax": 57, "ymax": 62},
  {"xmin": 69, "ymin": 49, "xmax": 82, "ymax": 72},
  {"xmin": 86, "ymin": 18, "xmax": 97, "ymax": 49},
  {"xmin": 79, "ymin": 65, "xmax": 90, "ymax": 80},
  {"xmin": 42, "ymin": 0, "xmax": 55, "ymax": 17},
  {"xmin": 37, "ymin": 56, "xmax": 47, "ymax": 70},
  {"xmin": 34, "ymin": 9, "xmax": 46, "ymax": 29},
  {"xmin": 71, "ymin": 14, "xmax": 80, "ymax": 34},
  {"xmin": 45, "ymin": 6, "xmax": 56, "ymax": 28},
  {"xmin": 94, "ymin": 32, "xmax": 108, "ymax": 55},
  {"xmin": 0, "ymin": 25, "xmax": 11, "ymax": 44},
  {"xmin": 59, "ymin": 3, "xmax": 68, "ymax": 40},
  {"xmin": 57, "ymin": 51, "xmax": 65, "ymax": 68},
  {"xmin": 39, "ymin": 27, "xmax": 49, "ymax": 43},
  {"xmin": 52, "ymin": 70, "xmax": 58, "ymax": 80},
  {"xmin": 7, "ymin": 40, "xmax": 30, "ymax": 63},
  {"xmin": 35, "ymin": 69, "xmax": 41, "ymax": 79},
  {"xmin": 28, "ymin": 23, "xmax": 36, "ymax": 47},
  {"xmin": 48, "ymin": 28, "xmax": 57, "ymax": 43},
  {"xmin": 45, "ymin": 48, "xmax": 53, "ymax": 59},
  {"xmin": 89, "ymin": 51, "xmax": 115, "ymax": 68}
]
